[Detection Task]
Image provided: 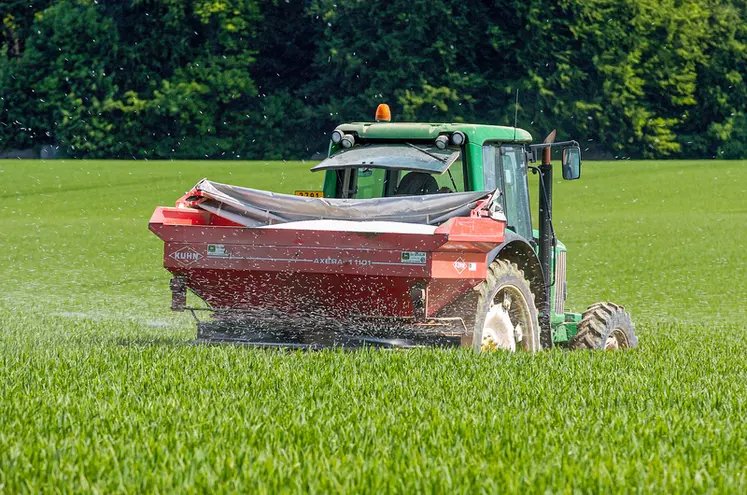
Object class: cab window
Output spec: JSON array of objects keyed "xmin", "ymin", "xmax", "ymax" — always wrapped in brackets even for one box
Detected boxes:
[
  {"xmin": 354, "ymin": 168, "xmax": 387, "ymax": 199},
  {"xmin": 341, "ymin": 159, "xmax": 466, "ymax": 199},
  {"xmin": 499, "ymin": 146, "xmax": 532, "ymax": 239},
  {"xmin": 482, "ymin": 144, "xmax": 532, "ymax": 239},
  {"xmin": 434, "ymin": 158, "xmax": 464, "ymax": 193}
]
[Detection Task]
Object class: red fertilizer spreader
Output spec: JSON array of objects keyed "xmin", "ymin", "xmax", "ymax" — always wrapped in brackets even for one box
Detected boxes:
[{"xmin": 150, "ymin": 179, "xmax": 508, "ymax": 348}]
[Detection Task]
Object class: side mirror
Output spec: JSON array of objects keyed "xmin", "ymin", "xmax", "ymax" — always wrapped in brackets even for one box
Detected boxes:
[{"xmin": 561, "ymin": 146, "xmax": 581, "ymax": 180}]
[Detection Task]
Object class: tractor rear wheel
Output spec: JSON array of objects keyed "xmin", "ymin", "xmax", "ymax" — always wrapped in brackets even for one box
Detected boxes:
[
  {"xmin": 473, "ymin": 260, "xmax": 540, "ymax": 353},
  {"xmin": 569, "ymin": 302, "xmax": 637, "ymax": 350}
]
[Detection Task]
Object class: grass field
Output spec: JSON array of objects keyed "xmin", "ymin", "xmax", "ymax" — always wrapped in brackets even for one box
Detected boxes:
[{"xmin": 1, "ymin": 159, "xmax": 746, "ymax": 493}]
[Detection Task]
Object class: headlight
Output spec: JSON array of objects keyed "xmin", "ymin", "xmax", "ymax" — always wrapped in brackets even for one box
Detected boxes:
[
  {"xmin": 451, "ymin": 131, "xmax": 466, "ymax": 146},
  {"xmin": 331, "ymin": 130, "xmax": 344, "ymax": 144},
  {"xmin": 435, "ymin": 135, "xmax": 449, "ymax": 150},
  {"xmin": 341, "ymin": 134, "xmax": 355, "ymax": 148}
]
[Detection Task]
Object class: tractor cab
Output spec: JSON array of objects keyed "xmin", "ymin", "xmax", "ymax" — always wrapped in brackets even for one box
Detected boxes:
[
  {"xmin": 312, "ymin": 104, "xmax": 570, "ymax": 243},
  {"xmin": 314, "ymin": 105, "xmax": 582, "ymax": 239}
]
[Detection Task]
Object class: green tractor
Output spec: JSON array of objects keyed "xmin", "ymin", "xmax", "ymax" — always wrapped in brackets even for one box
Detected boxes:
[
  {"xmin": 153, "ymin": 104, "xmax": 637, "ymax": 351},
  {"xmin": 314, "ymin": 105, "xmax": 637, "ymax": 351}
]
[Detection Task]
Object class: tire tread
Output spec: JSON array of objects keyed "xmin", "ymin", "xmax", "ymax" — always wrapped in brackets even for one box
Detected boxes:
[{"xmin": 570, "ymin": 301, "xmax": 637, "ymax": 350}]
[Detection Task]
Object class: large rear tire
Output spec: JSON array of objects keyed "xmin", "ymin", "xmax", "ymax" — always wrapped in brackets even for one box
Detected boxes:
[
  {"xmin": 473, "ymin": 260, "xmax": 541, "ymax": 353},
  {"xmin": 569, "ymin": 302, "xmax": 637, "ymax": 350}
]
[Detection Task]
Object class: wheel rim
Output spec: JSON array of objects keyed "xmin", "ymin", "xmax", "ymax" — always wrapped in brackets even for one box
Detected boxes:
[
  {"xmin": 604, "ymin": 328, "xmax": 629, "ymax": 350},
  {"xmin": 480, "ymin": 284, "xmax": 535, "ymax": 352}
]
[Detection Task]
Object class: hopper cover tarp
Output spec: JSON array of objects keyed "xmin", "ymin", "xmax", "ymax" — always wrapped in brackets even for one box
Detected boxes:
[{"xmin": 192, "ymin": 179, "xmax": 494, "ymax": 227}]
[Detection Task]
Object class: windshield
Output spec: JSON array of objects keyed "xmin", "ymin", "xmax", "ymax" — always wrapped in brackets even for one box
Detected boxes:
[
  {"xmin": 350, "ymin": 158, "xmax": 465, "ymax": 198},
  {"xmin": 311, "ymin": 143, "xmax": 460, "ymax": 174}
]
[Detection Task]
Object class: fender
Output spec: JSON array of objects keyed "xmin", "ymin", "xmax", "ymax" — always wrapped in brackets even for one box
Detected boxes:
[{"xmin": 487, "ymin": 231, "xmax": 546, "ymax": 311}]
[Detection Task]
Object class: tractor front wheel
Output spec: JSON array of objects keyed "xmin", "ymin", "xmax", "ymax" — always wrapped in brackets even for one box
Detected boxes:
[
  {"xmin": 473, "ymin": 260, "xmax": 541, "ymax": 353},
  {"xmin": 569, "ymin": 302, "xmax": 638, "ymax": 350}
]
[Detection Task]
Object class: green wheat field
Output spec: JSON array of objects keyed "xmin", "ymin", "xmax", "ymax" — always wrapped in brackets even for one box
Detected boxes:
[{"xmin": 1, "ymin": 159, "xmax": 746, "ymax": 493}]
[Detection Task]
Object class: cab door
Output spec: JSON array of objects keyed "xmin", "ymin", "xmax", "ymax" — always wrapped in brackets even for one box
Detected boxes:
[{"xmin": 482, "ymin": 145, "xmax": 533, "ymax": 240}]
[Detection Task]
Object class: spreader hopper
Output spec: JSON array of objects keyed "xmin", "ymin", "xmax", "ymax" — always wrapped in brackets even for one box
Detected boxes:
[{"xmin": 150, "ymin": 180, "xmax": 507, "ymax": 348}]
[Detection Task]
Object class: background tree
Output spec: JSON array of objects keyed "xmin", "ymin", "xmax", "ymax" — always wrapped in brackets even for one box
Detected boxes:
[{"xmin": 1, "ymin": 0, "xmax": 744, "ymax": 159}]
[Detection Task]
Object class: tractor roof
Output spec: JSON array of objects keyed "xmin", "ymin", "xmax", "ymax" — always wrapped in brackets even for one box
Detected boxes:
[{"xmin": 334, "ymin": 122, "xmax": 533, "ymax": 145}]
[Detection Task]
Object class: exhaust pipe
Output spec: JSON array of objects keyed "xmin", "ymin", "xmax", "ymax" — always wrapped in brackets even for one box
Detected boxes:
[{"xmin": 538, "ymin": 130, "xmax": 556, "ymax": 347}]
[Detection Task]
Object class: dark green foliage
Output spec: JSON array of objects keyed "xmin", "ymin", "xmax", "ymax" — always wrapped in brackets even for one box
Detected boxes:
[
  {"xmin": 0, "ymin": 0, "xmax": 745, "ymax": 158},
  {"xmin": 0, "ymin": 1, "xmax": 120, "ymax": 154}
]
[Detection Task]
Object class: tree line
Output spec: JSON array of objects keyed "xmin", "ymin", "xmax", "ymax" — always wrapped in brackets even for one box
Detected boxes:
[{"xmin": 1, "ymin": 0, "xmax": 745, "ymax": 160}]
